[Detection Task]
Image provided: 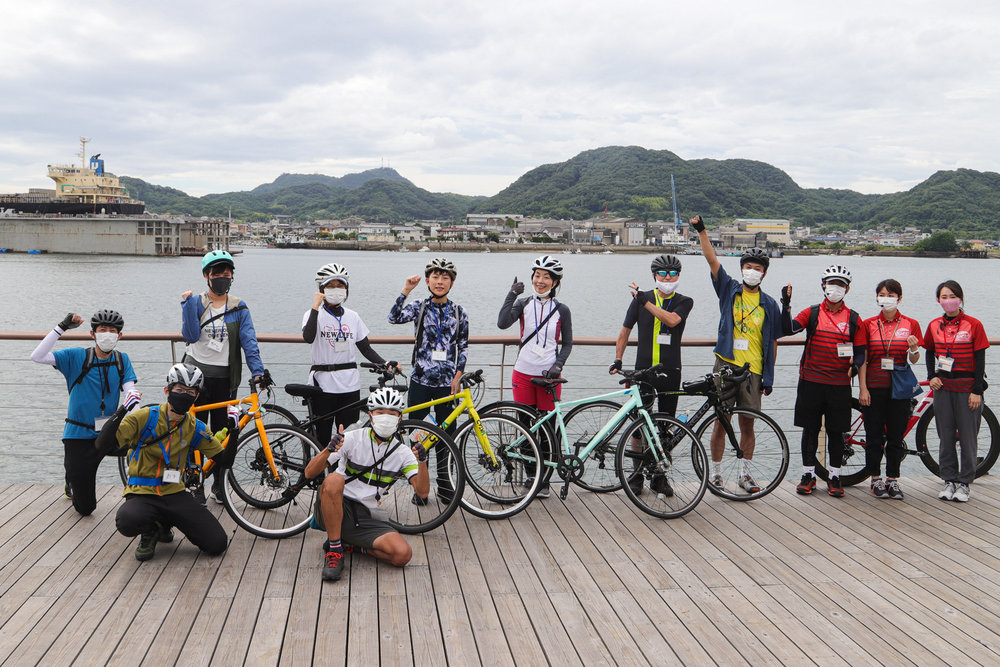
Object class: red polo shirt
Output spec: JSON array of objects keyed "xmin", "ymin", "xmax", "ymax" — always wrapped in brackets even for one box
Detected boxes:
[
  {"xmin": 858, "ymin": 312, "xmax": 923, "ymax": 389},
  {"xmin": 923, "ymin": 313, "xmax": 989, "ymax": 393},
  {"xmin": 794, "ymin": 301, "xmax": 864, "ymax": 386}
]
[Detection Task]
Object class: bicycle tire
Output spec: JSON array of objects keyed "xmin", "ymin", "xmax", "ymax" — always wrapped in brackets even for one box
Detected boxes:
[
  {"xmin": 222, "ymin": 423, "xmax": 324, "ymax": 539},
  {"xmin": 258, "ymin": 403, "xmax": 301, "ymax": 427},
  {"xmin": 915, "ymin": 403, "xmax": 1000, "ymax": 479},
  {"xmin": 615, "ymin": 412, "xmax": 708, "ymax": 519},
  {"xmin": 562, "ymin": 400, "xmax": 627, "ymax": 492},
  {"xmin": 694, "ymin": 407, "xmax": 790, "ymax": 500},
  {"xmin": 456, "ymin": 414, "xmax": 543, "ymax": 520},
  {"xmin": 477, "ymin": 401, "xmax": 556, "ymax": 484},
  {"xmin": 382, "ymin": 419, "xmax": 465, "ymax": 534}
]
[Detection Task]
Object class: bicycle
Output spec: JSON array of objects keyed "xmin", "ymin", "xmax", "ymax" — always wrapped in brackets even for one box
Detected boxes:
[
  {"xmin": 514, "ymin": 364, "xmax": 710, "ymax": 520},
  {"xmin": 814, "ymin": 380, "xmax": 1000, "ymax": 485}
]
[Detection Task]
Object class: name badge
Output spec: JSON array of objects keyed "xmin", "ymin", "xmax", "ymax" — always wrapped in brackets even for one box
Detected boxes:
[
  {"xmin": 936, "ymin": 356, "xmax": 955, "ymax": 372},
  {"xmin": 733, "ymin": 338, "xmax": 749, "ymax": 351},
  {"xmin": 431, "ymin": 349, "xmax": 447, "ymax": 361},
  {"xmin": 837, "ymin": 344, "xmax": 852, "ymax": 358},
  {"xmin": 162, "ymin": 470, "xmax": 181, "ymax": 484},
  {"xmin": 207, "ymin": 338, "xmax": 225, "ymax": 352},
  {"xmin": 332, "ymin": 340, "xmax": 349, "ymax": 353},
  {"xmin": 881, "ymin": 358, "xmax": 895, "ymax": 371},
  {"xmin": 660, "ymin": 334, "xmax": 672, "ymax": 346},
  {"xmin": 94, "ymin": 417, "xmax": 109, "ymax": 431}
]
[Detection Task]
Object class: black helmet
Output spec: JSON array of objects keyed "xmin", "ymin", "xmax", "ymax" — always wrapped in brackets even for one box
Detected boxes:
[
  {"xmin": 91, "ymin": 309, "xmax": 124, "ymax": 332},
  {"xmin": 651, "ymin": 255, "xmax": 682, "ymax": 273},
  {"xmin": 739, "ymin": 247, "xmax": 770, "ymax": 270}
]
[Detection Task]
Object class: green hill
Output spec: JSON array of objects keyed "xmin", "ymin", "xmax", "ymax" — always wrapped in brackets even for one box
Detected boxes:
[{"xmin": 250, "ymin": 168, "xmax": 411, "ymax": 194}]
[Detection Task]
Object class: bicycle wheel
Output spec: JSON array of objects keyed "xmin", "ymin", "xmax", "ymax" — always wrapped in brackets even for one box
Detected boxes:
[
  {"xmin": 562, "ymin": 400, "xmax": 626, "ymax": 492},
  {"xmin": 258, "ymin": 402, "xmax": 301, "ymax": 427},
  {"xmin": 478, "ymin": 401, "xmax": 555, "ymax": 483},
  {"xmin": 456, "ymin": 414, "xmax": 543, "ymax": 520},
  {"xmin": 221, "ymin": 423, "xmax": 323, "ymax": 538},
  {"xmin": 813, "ymin": 398, "xmax": 875, "ymax": 486},
  {"xmin": 915, "ymin": 403, "xmax": 1000, "ymax": 479},
  {"xmin": 615, "ymin": 412, "xmax": 708, "ymax": 519},
  {"xmin": 380, "ymin": 419, "xmax": 465, "ymax": 534},
  {"xmin": 695, "ymin": 407, "xmax": 790, "ymax": 500}
]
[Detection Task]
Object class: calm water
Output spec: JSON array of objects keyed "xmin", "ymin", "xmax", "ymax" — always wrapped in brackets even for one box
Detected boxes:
[{"xmin": 4, "ymin": 248, "xmax": 998, "ymax": 482}]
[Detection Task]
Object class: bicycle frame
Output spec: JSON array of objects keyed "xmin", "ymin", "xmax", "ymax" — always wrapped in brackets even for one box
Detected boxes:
[
  {"xmin": 189, "ymin": 387, "xmax": 281, "ymax": 480},
  {"xmin": 846, "ymin": 380, "xmax": 934, "ymax": 452},
  {"xmin": 402, "ymin": 386, "xmax": 498, "ymax": 465}
]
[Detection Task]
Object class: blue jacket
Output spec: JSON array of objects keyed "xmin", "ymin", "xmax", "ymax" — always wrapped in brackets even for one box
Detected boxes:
[
  {"xmin": 712, "ymin": 265, "xmax": 782, "ymax": 389},
  {"xmin": 181, "ymin": 293, "xmax": 265, "ymax": 392}
]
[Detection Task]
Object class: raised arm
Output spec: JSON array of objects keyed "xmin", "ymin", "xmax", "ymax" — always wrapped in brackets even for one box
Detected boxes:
[{"xmin": 690, "ymin": 216, "xmax": 720, "ymax": 280}]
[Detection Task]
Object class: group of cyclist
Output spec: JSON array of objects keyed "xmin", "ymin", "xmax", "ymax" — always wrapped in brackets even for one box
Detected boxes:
[{"xmin": 33, "ymin": 218, "xmax": 991, "ymax": 581}]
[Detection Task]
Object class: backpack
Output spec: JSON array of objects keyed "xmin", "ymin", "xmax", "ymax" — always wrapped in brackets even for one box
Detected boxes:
[
  {"xmin": 71, "ymin": 347, "xmax": 125, "ymax": 392},
  {"xmin": 126, "ymin": 406, "xmax": 208, "ymax": 487},
  {"xmin": 802, "ymin": 304, "xmax": 861, "ymax": 368},
  {"xmin": 412, "ymin": 300, "xmax": 464, "ymax": 366}
]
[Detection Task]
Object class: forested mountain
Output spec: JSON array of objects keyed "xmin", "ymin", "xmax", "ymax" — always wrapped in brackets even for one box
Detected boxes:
[{"xmin": 249, "ymin": 168, "xmax": 411, "ymax": 194}]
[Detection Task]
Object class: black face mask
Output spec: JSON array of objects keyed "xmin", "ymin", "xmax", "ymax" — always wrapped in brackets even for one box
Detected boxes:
[
  {"xmin": 208, "ymin": 276, "xmax": 232, "ymax": 295},
  {"xmin": 167, "ymin": 390, "xmax": 198, "ymax": 414}
]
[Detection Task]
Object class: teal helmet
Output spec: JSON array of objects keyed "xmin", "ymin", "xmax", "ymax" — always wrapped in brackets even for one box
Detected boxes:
[{"xmin": 201, "ymin": 250, "xmax": 235, "ymax": 274}]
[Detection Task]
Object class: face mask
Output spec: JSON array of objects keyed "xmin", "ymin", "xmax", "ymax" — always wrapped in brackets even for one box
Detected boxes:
[
  {"xmin": 940, "ymin": 297, "xmax": 962, "ymax": 313},
  {"xmin": 533, "ymin": 287, "xmax": 552, "ymax": 299},
  {"xmin": 371, "ymin": 414, "xmax": 400, "ymax": 439},
  {"xmin": 209, "ymin": 276, "xmax": 232, "ymax": 295},
  {"xmin": 877, "ymin": 296, "xmax": 899, "ymax": 311},
  {"xmin": 324, "ymin": 288, "xmax": 347, "ymax": 305},
  {"xmin": 95, "ymin": 331, "xmax": 119, "ymax": 352},
  {"xmin": 741, "ymin": 268, "xmax": 763, "ymax": 287},
  {"xmin": 167, "ymin": 390, "xmax": 197, "ymax": 414},
  {"xmin": 654, "ymin": 278, "xmax": 679, "ymax": 295},
  {"xmin": 823, "ymin": 284, "xmax": 847, "ymax": 303}
]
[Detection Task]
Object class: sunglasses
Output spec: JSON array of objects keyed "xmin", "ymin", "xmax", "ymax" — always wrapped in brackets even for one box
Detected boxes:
[{"xmin": 655, "ymin": 270, "xmax": 680, "ymax": 278}]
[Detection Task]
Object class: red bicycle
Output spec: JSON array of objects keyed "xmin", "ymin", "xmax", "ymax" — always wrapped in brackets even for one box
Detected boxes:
[{"xmin": 813, "ymin": 380, "xmax": 1000, "ymax": 486}]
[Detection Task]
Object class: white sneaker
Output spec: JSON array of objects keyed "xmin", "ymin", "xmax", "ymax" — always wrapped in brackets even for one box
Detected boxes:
[
  {"xmin": 938, "ymin": 482, "xmax": 955, "ymax": 501},
  {"xmin": 953, "ymin": 484, "xmax": 970, "ymax": 503}
]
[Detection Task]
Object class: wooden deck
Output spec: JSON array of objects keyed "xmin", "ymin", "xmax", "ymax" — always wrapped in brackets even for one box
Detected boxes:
[{"xmin": 3, "ymin": 476, "xmax": 1000, "ymax": 666}]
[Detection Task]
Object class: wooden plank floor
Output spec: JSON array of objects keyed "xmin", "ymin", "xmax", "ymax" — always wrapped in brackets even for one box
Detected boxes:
[{"xmin": 3, "ymin": 476, "xmax": 1000, "ymax": 666}]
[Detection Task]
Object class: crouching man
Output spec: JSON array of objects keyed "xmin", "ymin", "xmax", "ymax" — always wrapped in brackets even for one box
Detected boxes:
[
  {"xmin": 304, "ymin": 387, "xmax": 429, "ymax": 582},
  {"xmin": 98, "ymin": 363, "xmax": 228, "ymax": 561}
]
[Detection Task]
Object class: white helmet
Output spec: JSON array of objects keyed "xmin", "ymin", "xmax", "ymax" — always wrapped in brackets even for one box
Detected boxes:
[
  {"xmin": 166, "ymin": 363, "xmax": 204, "ymax": 390},
  {"xmin": 315, "ymin": 262, "xmax": 349, "ymax": 288},
  {"xmin": 532, "ymin": 255, "xmax": 563, "ymax": 279},
  {"xmin": 424, "ymin": 257, "xmax": 457, "ymax": 279},
  {"xmin": 821, "ymin": 265, "xmax": 852, "ymax": 285},
  {"xmin": 367, "ymin": 387, "xmax": 406, "ymax": 412}
]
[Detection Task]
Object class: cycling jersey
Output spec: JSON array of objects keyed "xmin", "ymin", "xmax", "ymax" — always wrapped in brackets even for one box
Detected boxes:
[
  {"xmin": 923, "ymin": 313, "xmax": 989, "ymax": 393},
  {"xmin": 498, "ymin": 294, "xmax": 573, "ymax": 377},
  {"xmin": 302, "ymin": 305, "xmax": 370, "ymax": 393},
  {"xmin": 622, "ymin": 291, "xmax": 693, "ymax": 371},
  {"xmin": 327, "ymin": 428, "xmax": 420, "ymax": 509},
  {"xmin": 793, "ymin": 302, "xmax": 865, "ymax": 386},
  {"xmin": 858, "ymin": 312, "xmax": 923, "ymax": 389},
  {"xmin": 388, "ymin": 295, "xmax": 469, "ymax": 387},
  {"xmin": 53, "ymin": 347, "xmax": 137, "ymax": 439}
]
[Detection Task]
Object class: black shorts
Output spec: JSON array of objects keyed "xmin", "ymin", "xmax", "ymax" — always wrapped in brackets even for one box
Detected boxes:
[
  {"xmin": 793, "ymin": 379, "xmax": 852, "ymax": 431},
  {"xmin": 313, "ymin": 495, "xmax": 396, "ymax": 549}
]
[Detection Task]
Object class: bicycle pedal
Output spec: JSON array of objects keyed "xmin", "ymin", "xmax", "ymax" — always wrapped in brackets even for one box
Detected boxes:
[{"xmin": 559, "ymin": 485, "xmax": 569, "ymax": 500}]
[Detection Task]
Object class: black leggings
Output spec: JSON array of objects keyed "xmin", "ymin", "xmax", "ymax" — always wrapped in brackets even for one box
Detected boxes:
[
  {"xmin": 116, "ymin": 491, "xmax": 228, "ymax": 555},
  {"xmin": 63, "ymin": 437, "xmax": 105, "ymax": 516},
  {"xmin": 800, "ymin": 428, "xmax": 845, "ymax": 470},
  {"xmin": 861, "ymin": 387, "xmax": 910, "ymax": 478}
]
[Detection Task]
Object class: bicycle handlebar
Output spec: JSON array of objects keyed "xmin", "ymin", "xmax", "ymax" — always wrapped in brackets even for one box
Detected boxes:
[
  {"xmin": 460, "ymin": 369, "xmax": 484, "ymax": 388},
  {"xmin": 618, "ymin": 363, "xmax": 665, "ymax": 386}
]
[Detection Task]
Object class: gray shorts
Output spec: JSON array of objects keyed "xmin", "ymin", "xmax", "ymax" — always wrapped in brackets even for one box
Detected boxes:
[
  {"xmin": 312, "ymin": 495, "xmax": 395, "ymax": 549},
  {"xmin": 713, "ymin": 357, "xmax": 763, "ymax": 410}
]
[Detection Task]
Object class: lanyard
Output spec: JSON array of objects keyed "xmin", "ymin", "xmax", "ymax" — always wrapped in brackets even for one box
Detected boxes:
[
  {"xmin": 324, "ymin": 303, "xmax": 346, "ymax": 336},
  {"xmin": 532, "ymin": 297, "xmax": 553, "ymax": 349},
  {"xmin": 736, "ymin": 294, "xmax": 760, "ymax": 335},
  {"xmin": 435, "ymin": 301, "xmax": 452, "ymax": 348},
  {"xmin": 876, "ymin": 315, "xmax": 901, "ymax": 357},
  {"xmin": 819, "ymin": 305, "xmax": 849, "ymax": 341},
  {"xmin": 206, "ymin": 304, "xmax": 228, "ymax": 341},
  {"xmin": 157, "ymin": 419, "xmax": 185, "ymax": 470},
  {"xmin": 655, "ymin": 291, "xmax": 675, "ymax": 335},
  {"xmin": 939, "ymin": 314, "xmax": 963, "ymax": 357}
]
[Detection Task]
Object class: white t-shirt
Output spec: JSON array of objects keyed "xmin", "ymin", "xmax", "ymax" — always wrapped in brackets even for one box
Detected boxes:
[
  {"xmin": 514, "ymin": 296, "xmax": 563, "ymax": 376},
  {"xmin": 185, "ymin": 305, "xmax": 230, "ymax": 367},
  {"xmin": 327, "ymin": 428, "xmax": 420, "ymax": 508},
  {"xmin": 303, "ymin": 306, "xmax": 370, "ymax": 393}
]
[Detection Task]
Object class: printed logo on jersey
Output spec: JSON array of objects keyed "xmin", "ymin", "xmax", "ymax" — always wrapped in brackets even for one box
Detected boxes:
[
  {"xmin": 955, "ymin": 331, "xmax": 971, "ymax": 342},
  {"xmin": 895, "ymin": 328, "xmax": 911, "ymax": 338},
  {"xmin": 320, "ymin": 324, "xmax": 354, "ymax": 346},
  {"xmin": 836, "ymin": 322, "xmax": 849, "ymax": 334}
]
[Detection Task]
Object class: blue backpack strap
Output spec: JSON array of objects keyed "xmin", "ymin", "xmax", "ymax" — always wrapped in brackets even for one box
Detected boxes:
[{"xmin": 130, "ymin": 406, "xmax": 161, "ymax": 463}]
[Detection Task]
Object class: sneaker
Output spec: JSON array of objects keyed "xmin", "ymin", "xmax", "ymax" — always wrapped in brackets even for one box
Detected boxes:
[
  {"xmin": 135, "ymin": 531, "xmax": 158, "ymax": 562},
  {"xmin": 157, "ymin": 522, "xmax": 175, "ymax": 544},
  {"xmin": 710, "ymin": 474, "xmax": 724, "ymax": 490},
  {"xmin": 534, "ymin": 482, "xmax": 551, "ymax": 499},
  {"xmin": 210, "ymin": 480, "xmax": 225, "ymax": 505},
  {"xmin": 411, "ymin": 492, "xmax": 429, "ymax": 506},
  {"xmin": 650, "ymin": 474, "xmax": 673, "ymax": 497},
  {"xmin": 953, "ymin": 484, "xmax": 970, "ymax": 503},
  {"xmin": 322, "ymin": 546, "xmax": 346, "ymax": 581},
  {"xmin": 871, "ymin": 478, "xmax": 888, "ymax": 498},
  {"xmin": 738, "ymin": 475, "xmax": 760, "ymax": 494},
  {"xmin": 885, "ymin": 479, "xmax": 904, "ymax": 500},
  {"xmin": 64, "ymin": 482, "xmax": 73, "ymax": 499},
  {"xmin": 796, "ymin": 473, "xmax": 816, "ymax": 495},
  {"xmin": 191, "ymin": 484, "xmax": 207, "ymax": 506},
  {"xmin": 938, "ymin": 482, "xmax": 956, "ymax": 501},
  {"xmin": 827, "ymin": 476, "xmax": 844, "ymax": 498}
]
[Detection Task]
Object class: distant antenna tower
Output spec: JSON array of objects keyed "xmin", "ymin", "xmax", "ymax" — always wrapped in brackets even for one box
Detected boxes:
[
  {"xmin": 79, "ymin": 136, "xmax": 91, "ymax": 168},
  {"xmin": 670, "ymin": 174, "xmax": 681, "ymax": 232}
]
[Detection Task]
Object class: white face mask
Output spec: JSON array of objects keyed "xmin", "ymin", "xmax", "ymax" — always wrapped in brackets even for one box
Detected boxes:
[
  {"xmin": 823, "ymin": 284, "xmax": 847, "ymax": 303},
  {"xmin": 371, "ymin": 414, "xmax": 400, "ymax": 439},
  {"xmin": 741, "ymin": 268, "xmax": 763, "ymax": 287},
  {"xmin": 533, "ymin": 288, "xmax": 551, "ymax": 299},
  {"xmin": 877, "ymin": 296, "xmax": 899, "ymax": 311},
  {"xmin": 95, "ymin": 332, "xmax": 119, "ymax": 352},
  {"xmin": 324, "ymin": 288, "xmax": 347, "ymax": 305},
  {"xmin": 654, "ymin": 278, "xmax": 679, "ymax": 295}
]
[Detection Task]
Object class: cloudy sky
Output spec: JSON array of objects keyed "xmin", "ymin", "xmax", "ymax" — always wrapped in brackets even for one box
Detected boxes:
[{"xmin": 2, "ymin": 0, "xmax": 998, "ymax": 198}]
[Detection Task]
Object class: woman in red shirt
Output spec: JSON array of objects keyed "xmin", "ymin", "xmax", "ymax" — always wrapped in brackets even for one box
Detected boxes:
[
  {"xmin": 857, "ymin": 279, "xmax": 922, "ymax": 499},
  {"xmin": 923, "ymin": 281, "xmax": 989, "ymax": 503}
]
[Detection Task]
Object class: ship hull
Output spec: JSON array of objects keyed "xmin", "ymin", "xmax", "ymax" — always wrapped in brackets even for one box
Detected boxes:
[{"xmin": 0, "ymin": 201, "xmax": 146, "ymax": 215}]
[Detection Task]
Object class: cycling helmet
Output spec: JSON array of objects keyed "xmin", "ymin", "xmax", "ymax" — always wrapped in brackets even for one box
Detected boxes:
[
  {"xmin": 367, "ymin": 387, "xmax": 406, "ymax": 412},
  {"xmin": 91, "ymin": 309, "xmax": 124, "ymax": 332},
  {"xmin": 315, "ymin": 262, "xmax": 349, "ymax": 288},
  {"xmin": 739, "ymin": 247, "xmax": 770, "ymax": 270},
  {"xmin": 201, "ymin": 250, "xmax": 235, "ymax": 273},
  {"xmin": 531, "ymin": 255, "xmax": 564, "ymax": 279},
  {"xmin": 166, "ymin": 363, "xmax": 204, "ymax": 390},
  {"xmin": 821, "ymin": 264, "xmax": 852, "ymax": 285},
  {"xmin": 650, "ymin": 254, "xmax": 682, "ymax": 273},
  {"xmin": 424, "ymin": 257, "xmax": 457, "ymax": 279}
]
